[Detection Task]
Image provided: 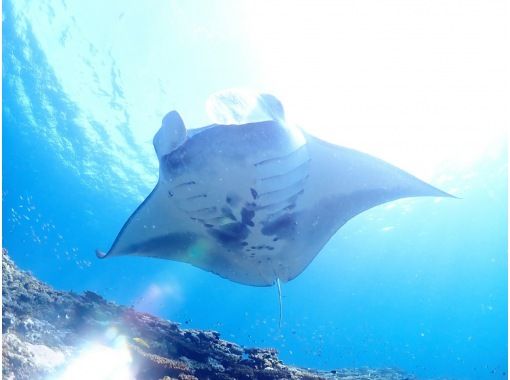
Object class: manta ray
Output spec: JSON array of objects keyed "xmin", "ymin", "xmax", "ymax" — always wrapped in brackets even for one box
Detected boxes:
[{"xmin": 98, "ymin": 90, "xmax": 451, "ymax": 287}]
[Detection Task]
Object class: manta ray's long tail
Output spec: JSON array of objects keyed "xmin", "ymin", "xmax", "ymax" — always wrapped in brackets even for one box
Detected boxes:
[{"xmin": 276, "ymin": 277, "xmax": 283, "ymax": 328}]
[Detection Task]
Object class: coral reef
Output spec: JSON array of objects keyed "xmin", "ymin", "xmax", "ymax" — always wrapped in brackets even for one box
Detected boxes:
[{"xmin": 2, "ymin": 249, "xmax": 416, "ymax": 380}]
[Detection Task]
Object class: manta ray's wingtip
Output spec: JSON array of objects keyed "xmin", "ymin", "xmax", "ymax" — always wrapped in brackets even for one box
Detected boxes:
[
  {"xmin": 418, "ymin": 179, "xmax": 459, "ymax": 200},
  {"xmin": 434, "ymin": 187, "xmax": 460, "ymax": 199},
  {"xmin": 95, "ymin": 249, "xmax": 108, "ymax": 259}
]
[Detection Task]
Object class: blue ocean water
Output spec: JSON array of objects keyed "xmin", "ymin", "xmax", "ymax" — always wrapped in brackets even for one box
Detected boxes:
[{"xmin": 2, "ymin": 1, "xmax": 507, "ymax": 379}]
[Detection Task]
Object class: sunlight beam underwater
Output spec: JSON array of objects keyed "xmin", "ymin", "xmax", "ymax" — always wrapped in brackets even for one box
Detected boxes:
[{"xmin": 97, "ymin": 89, "xmax": 453, "ymax": 287}]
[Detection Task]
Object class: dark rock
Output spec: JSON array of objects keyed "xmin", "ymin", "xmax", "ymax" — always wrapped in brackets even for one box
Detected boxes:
[{"xmin": 2, "ymin": 248, "xmax": 417, "ymax": 380}]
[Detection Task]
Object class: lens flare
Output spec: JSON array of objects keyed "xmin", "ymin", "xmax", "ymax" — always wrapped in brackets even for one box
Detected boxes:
[{"xmin": 55, "ymin": 335, "xmax": 133, "ymax": 380}]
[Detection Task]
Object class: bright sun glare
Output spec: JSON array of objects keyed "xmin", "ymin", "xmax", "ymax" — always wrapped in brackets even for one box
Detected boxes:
[
  {"xmin": 242, "ymin": 1, "xmax": 508, "ymax": 181},
  {"xmin": 12, "ymin": 0, "xmax": 507, "ymax": 197},
  {"xmin": 55, "ymin": 330, "xmax": 133, "ymax": 380}
]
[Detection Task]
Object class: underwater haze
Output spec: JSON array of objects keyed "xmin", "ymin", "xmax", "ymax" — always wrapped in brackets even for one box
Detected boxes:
[{"xmin": 2, "ymin": 1, "xmax": 508, "ymax": 379}]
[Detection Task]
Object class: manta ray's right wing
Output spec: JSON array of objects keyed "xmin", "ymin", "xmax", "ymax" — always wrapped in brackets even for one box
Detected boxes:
[
  {"xmin": 279, "ymin": 131, "xmax": 454, "ymax": 282},
  {"xmin": 302, "ymin": 131, "xmax": 453, "ymax": 218}
]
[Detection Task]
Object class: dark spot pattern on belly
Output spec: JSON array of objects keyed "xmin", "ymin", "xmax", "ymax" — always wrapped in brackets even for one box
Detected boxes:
[
  {"xmin": 261, "ymin": 213, "xmax": 297, "ymax": 239},
  {"xmin": 208, "ymin": 222, "xmax": 250, "ymax": 247},
  {"xmin": 241, "ymin": 207, "xmax": 255, "ymax": 227}
]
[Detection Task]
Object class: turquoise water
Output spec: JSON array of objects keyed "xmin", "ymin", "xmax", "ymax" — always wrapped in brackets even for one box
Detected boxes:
[{"xmin": 2, "ymin": 1, "xmax": 507, "ymax": 379}]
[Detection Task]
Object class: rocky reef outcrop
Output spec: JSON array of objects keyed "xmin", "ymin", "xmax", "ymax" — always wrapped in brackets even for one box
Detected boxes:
[{"xmin": 2, "ymin": 249, "xmax": 416, "ymax": 380}]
